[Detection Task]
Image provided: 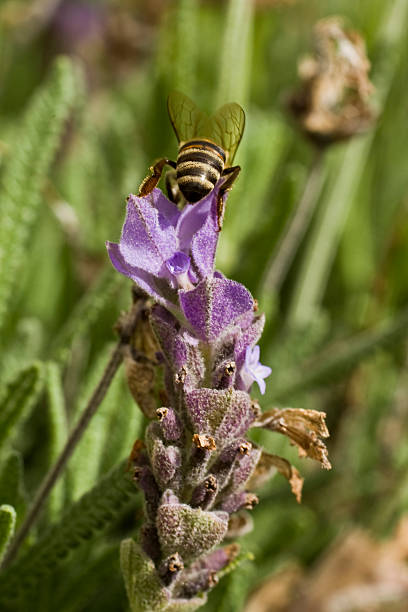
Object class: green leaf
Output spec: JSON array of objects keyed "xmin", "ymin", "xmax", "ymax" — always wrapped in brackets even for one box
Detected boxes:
[
  {"xmin": 0, "ymin": 362, "xmax": 44, "ymax": 452},
  {"xmin": 0, "ymin": 461, "xmax": 138, "ymax": 604},
  {"xmin": 0, "ymin": 505, "xmax": 16, "ymax": 564},
  {"xmin": 0, "ymin": 452, "xmax": 26, "ymax": 529},
  {"xmin": 0, "ymin": 56, "xmax": 83, "ymax": 333},
  {"xmin": 216, "ymin": 0, "xmax": 253, "ymax": 106},
  {"xmin": 45, "ymin": 362, "xmax": 68, "ymax": 520}
]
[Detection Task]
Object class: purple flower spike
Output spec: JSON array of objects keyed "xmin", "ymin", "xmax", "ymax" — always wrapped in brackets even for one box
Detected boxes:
[
  {"xmin": 111, "ymin": 139, "xmax": 331, "ymax": 611},
  {"xmin": 240, "ymin": 345, "xmax": 272, "ymax": 395},
  {"xmin": 106, "ymin": 186, "xmax": 221, "ymax": 307}
]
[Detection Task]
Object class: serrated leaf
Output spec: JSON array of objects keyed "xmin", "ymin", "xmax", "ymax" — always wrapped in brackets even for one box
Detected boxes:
[
  {"xmin": 0, "ymin": 56, "xmax": 83, "ymax": 333},
  {"xmin": 0, "ymin": 362, "xmax": 44, "ymax": 452},
  {"xmin": 0, "ymin": 505, "xmax": 16, "ymax": 564},
  {"xmin": 0, "ymin": 461, "xmax": 138, "ymax": 603},
  {"xmin": 0, "ymin": 452, "xmax": 27, "ymax": 528}
]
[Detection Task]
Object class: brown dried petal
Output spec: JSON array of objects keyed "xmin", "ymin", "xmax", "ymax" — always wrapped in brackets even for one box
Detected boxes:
[
  {"xmin": 247, "ymin": 451, "xmax": 304, "ymax": 503},
  {"xmin": 226, "ymin": 511, "xmax": 254, "ymax": 539},
  {"xmin": 130, "ymin": 304, "xmax": 159, "ymax": 360},
  {"xmin": 256, "ymin": 408, "xmax": 331, "ymax": 470},
  {"xmin": 124, "ymin": 353, "xmax": 158, "ymax": 419}
]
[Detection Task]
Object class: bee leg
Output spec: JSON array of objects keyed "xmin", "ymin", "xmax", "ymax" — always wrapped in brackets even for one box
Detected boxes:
[
  {"xmin": 165, "ymin": 169, "xmax": 185, "ymax": 207},
  {"xmin": 138, "ymin": 158, "xmax": 176, "ymax": 197},
  {"xmin": 216, "ymin": 165, "xmax": 241, "ymax": 230}
]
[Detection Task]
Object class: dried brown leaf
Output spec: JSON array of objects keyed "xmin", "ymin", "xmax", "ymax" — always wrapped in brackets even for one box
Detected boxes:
[
  {"xmin": 227, "ymin": 511, "xmax": 254, "ymax": 539},
  {"xmin": 256, "ymin": 408, "xmax": 331, "ymax": 470},
  {"xmin": 247, "ymin": 451, "xmax": 304, "ymax": 503}
]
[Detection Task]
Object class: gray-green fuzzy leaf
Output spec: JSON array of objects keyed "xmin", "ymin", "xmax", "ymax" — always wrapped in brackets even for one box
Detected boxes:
[
  {"xmin": 0, "ymin": 461, "xmax": 137, "ymax": 603},
  {"xmin": 0, "ymin": 362, "xmax": 44, "ymax": 452},
  {"xmin": 0, "ymin": 56, "xmax": 82, "ymax": 333}
]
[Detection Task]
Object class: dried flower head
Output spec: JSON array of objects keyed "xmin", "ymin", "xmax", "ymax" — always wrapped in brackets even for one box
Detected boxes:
[{"xmin": 288, "ymin": 16, "xmax": 375, "ymax": 146}]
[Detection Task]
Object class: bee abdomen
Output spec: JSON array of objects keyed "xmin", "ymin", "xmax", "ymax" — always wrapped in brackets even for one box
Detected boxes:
[
  {"xmin": 176, "ymin": 140, "xmax": 225, "ymax": 203},
  {"xmin": 177, "ymin": 161, "xmax": 220, "ymax": 183}
]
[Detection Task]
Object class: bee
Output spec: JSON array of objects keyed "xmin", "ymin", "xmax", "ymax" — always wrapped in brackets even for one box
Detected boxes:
[{"xmin": 138, "ymin": 91, "xmax": 245, "ymax": 229}]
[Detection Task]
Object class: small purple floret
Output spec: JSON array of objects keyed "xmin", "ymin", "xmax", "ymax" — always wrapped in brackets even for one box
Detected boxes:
[
  {"xmin": 165, "ymin": 251, "xmax": 194, "ymax": 291},
  {"xmin": 240, "ymin": 345, "xmax": 272, "ymax": 395},
  {"xmin": 165, "ymin": 251, "xmax": 190, "ymax": 276}
]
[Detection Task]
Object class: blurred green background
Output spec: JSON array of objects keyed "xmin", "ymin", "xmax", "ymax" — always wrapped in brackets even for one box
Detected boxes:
[{"xmin": 1, "ymin": 0, "xmax": 408, "ymax": 610}]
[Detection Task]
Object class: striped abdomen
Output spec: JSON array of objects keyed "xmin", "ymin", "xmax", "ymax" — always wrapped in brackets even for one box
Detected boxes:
[{"xmin": 176, "ymin": 139, "xmax": 226, "ymax": 203}]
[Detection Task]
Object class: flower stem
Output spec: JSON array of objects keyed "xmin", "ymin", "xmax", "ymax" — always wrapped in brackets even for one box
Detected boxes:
[
  {"xmin": 0, "ymin": 291, "xmax": 147, "ymax": 570},
  {"xmin": 260, "ymin": 149, "xmax": 325, "ymax": 296}
]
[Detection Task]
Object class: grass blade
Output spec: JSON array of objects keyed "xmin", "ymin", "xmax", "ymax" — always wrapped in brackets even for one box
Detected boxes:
[{"xmin": 0, "ymin": 505, "xmax": 16, "ymax": 565}]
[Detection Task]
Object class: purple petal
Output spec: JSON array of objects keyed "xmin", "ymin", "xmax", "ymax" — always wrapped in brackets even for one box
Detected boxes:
[
  {"xmin": 176, "ymin": 192, "xmax": 213, "ymax": 252},
  {"xmin": 106, "ymin": 241, "xmax": 174, "ymax": 307},
  {"xmin": 177, "ymin": 186, "xmax": 220, "ymax": 279},
  {"xmin": 256, "ymin": 376, "xmax": 266, "ymax": 395},
  {"xmin": 250, "ymin": 345, "xmax": 260, "ymax": 365},
  {"xmin": 239, "ymin": 344, "xmax": 272, "ymax": 395},
  {"xmin": 180, "ymin": 276, "xmax": 254, "ymax": 342},
  {"xmin": 119, "ymin": 195, "xmax": 177, "ymax": 275},
  {"xmin": 152, "ymin": 188, "xmax": 181, "ymax": 227},
  {"xmin": 165, "ymin": 251, "xmax": 191, "ymax": 276},
  {"xmin": 256, "ymin": 364, "xmax": 272, "ymax": 379}
]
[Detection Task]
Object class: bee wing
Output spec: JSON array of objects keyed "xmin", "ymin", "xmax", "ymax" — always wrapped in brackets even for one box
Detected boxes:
[
  {"xmin": 207, "ymin": 103, "xmax": 245, "ymax": 165},
  {"xmin": 167, "ymin": 91, "xmax": 207, "ymax": 145}
]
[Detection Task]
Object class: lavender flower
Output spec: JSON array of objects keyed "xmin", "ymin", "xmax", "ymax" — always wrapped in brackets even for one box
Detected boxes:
[
  {"xmin": 240, "ymin": 345, "xmax": 272, "ymax": 395},
  {"xmin": 107, "ymin": 186, "xmax": 330, "ymax": 611}
]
